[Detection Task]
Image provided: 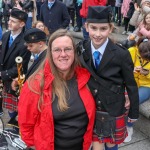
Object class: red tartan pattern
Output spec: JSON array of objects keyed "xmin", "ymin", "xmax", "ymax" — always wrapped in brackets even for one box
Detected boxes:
[
  {"xmin": 93, "ymin": 114, "xmax": 127, "ymax": 144},
  {"xmin": 2, "ymin": 92, "xmax": 18, "ymax": 111}
]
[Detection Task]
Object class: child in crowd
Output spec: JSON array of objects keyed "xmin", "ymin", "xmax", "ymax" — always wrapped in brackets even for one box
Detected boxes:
[
  {"xmin": 126, "ymin": 12, "xmax": 150, "ymax": 47},
  {"xmin": 124, "ymin": 38, "xmax": 150, "ymax": 142},
  {"xmin": 122, "ymin": 0, "xmax": 135, "ymax": 34},
  {"xmin": 32, "ymin": 20, "xmax": 49, "ymax": 37},
  {"xmin": 133, "ymin": 12, "xmax": 150, "ymax": 39}
]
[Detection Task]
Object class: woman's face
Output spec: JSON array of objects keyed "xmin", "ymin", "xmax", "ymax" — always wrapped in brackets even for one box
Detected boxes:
[
  {"xmin": 36, "ymin": 22, "xmax": 45, "ymax": 31},
  {"xmin": 51, "ymin": 36, "xmax": 75, "ymax": 76},
  {"xmin": 85, "ymin": 23, "xmax": 113, "ymax": 49},
  {"xmin": 145, "ymin": 14, "xmax": 150, "ymax": 25}
]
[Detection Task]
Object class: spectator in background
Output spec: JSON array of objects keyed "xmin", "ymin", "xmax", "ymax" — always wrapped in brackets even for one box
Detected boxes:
[
  {"xmin": 2, "ymin": 0, "xmax": 13, "ymax": 31},
  {"xmin": 0, "ymin": 25, "xmax": 2, "ymax": 40},
  {"xmin": 115, "ymin": 0, "xmax": 123, "ymax": 26},
  {"xmin": 0, "ymin": 0, "xmax": 3, "ymax": 27},
  {"xmin": 133, "ymin": 0, "xmax": 142, "ymax": 6},
  {"xmin": 127, "ymin": 0, "xmax": 142, "ymax": 34},
  {"xmin": 32, "ymin": 20, "xmax": 50, "ymax": 37},
  {"xmin": 36, "ymin": 0, "xmax": 44, "ymax": 20},
  {"xmin": 19, "ymin": 0, "xmax": 37, "ymax": 29},
  {"xmin": 107, "ymin": 0, "xmax": 116, "ymax": 22},
  {"xmin": 121, "ymin": 0, "xmax": 132, "ymax": 35},
  {"xmin": 74, "ymin": 0, "xmax": 82, "ymax": 32},
  {"xmin": 124, "ymin": 38, "xmax": 150, "ymax": 143},
  {"xmin": 129, "ymin": 0, "xmax": 150, "ymax": 29},
  {"xmin": 63, "ymin": 0, "xmax": 75, "ymax": 31},
  {"xmin": 31, "ymin": 20, "xmax": 49, "ymax": 61},
  {"xmin": 40, "ymin": 0, "xmax": 70, "ymax": 33},
  {"xmin": 80, "ymin": 0, "xmax": 107, "ymax": 40},
  {"xmin": 13, "ymin": 0, "xmax": 22, "ymax": 10}
]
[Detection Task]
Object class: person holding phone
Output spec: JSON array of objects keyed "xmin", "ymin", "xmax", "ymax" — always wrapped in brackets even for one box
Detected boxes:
[{"xmin": 124, "ymin": 38, "xmax": 150, "ymax": 142}]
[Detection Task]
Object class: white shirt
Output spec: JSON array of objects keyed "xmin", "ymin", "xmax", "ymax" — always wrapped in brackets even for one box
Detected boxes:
[
  {"xmin": 91, "ymin": 38, "xmax": 109, "ymax": 66},
  {"xmin": 11, "ymin": 32, "xmax": 21, "ymax": 41}
]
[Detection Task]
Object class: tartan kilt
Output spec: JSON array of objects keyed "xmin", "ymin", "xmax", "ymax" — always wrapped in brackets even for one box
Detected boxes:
[
  {"xmin": 2, "ymin": 91, "xmax": 18, "ymax": 111},
  {"xmin": 93, "ymin": 114, "xmax": 127, "ymax": 144}
]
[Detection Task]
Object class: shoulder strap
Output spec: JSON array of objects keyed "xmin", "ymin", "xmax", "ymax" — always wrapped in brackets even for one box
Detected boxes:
[{"xmin": 79, "ymin": 54, "xmax": 124, "ymax": 94}]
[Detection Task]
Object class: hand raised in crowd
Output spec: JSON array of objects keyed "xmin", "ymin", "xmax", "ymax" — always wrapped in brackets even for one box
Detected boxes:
[{"xmin": 134, "ymin": 3, "xmax": 140, "ymax": 12}]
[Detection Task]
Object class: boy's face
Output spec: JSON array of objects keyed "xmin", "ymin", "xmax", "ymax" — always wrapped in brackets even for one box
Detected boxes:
[
  {"xmin": 8, "ymin": 16, "xmax": 25, "ymax": 31},
  {"xmin": 26, "ymin": 42, "xmax": 41, "ymax": 54},
  {"xmin": 85, "ymin": 23, "xmax": 113, "ymax": 49}
]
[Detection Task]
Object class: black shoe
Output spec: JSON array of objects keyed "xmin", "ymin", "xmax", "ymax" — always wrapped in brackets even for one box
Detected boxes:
[
  {"xmin": 7, "ymin": 117, "xmax": 19, "ymax": 128},
  {"xmin": 74, "ymin": 26, "xmax": 81, "ymax": 32},
  {"xmin": 0, "ymin": 134, "xmax": 8, "ymax": 149},
  {"xmin": 0, "ymin": 109, "xmax": 4, "ymax": 117}
]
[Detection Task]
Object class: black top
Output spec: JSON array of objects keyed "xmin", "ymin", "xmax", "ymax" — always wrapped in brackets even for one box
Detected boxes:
[{"xmin": 52, "ymin": 77, "xmax": 88, "ymax": 150}]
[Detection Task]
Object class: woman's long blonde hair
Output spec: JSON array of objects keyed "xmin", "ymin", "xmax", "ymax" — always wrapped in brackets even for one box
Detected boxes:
[{"xmin": 28, "ymin": 29, "xmax": 80, "ymax": 112}]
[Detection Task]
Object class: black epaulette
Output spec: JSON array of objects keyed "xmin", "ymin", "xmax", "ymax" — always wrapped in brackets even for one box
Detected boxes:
[
  {"xmin": 76, "ymin": 40, "xmax": 88, "ymax": 56},
  {"xmin": 115, "ymin": 42, "xmax": 128, "ymax": 51}
]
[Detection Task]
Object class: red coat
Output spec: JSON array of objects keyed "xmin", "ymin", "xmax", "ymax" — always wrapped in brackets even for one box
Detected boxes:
[
  {"xmin": 80, "ymin": 0, "xmax": 107, "ymax": 18},
  {"xmin": 18, "ymin": 60, "xmax": 96, "ymax": 150}
]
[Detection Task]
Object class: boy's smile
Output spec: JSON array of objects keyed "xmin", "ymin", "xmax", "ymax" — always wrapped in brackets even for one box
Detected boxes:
[{"xmin": 85, "ymin": 23, "xmax": 113, "ymax": 49}]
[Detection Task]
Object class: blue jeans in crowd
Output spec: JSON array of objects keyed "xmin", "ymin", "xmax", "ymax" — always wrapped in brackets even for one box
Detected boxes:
[
  {"xmin": 26, "ymin": 17, "xmax": 32, "ymax": 29},
  {"xmin": 75, "ymin": 3, "xmax": 82, "ymax": 28},
  {"xmin": 82, "ymin": 18, "xmax": 89, "ymax": 40},
  {"xmin": 127, "ymin": 86, "xmax": 150, "ymax": 127},
  {"xmin": 139, "ymin": 86, "xmax": 150, "ymax": 104}
]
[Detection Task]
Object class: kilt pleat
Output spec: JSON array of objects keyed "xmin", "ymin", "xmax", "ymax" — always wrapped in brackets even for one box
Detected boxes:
[
  {"xmin": 93, "ymin": 114, "xmax": 127, "ymax": 144},
  {"xmin": 2, "ymin": 92, "xmax": 18, "ymax": 111}
]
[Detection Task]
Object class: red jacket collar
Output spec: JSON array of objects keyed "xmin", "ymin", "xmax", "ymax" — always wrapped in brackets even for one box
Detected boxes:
[{"xmin": 43, "ymin": 59, "xmax": 91, "ymax": 90}]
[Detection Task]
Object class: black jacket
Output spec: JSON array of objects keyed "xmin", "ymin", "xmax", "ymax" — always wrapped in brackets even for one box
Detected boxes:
[
  {"xmin": 19, "ymin": 0, "xmax": 34, "ymax": 12},
  {"xmin": 0, "ymin": 31, "xmax": 31, "ymax": 96},
  {"xmin": 40, "ymin": 0, "xmax": 70, "ymax": 33},
  {"xmin": 77, "ymin": 39, "xmax": 139, "ymax": 119}
]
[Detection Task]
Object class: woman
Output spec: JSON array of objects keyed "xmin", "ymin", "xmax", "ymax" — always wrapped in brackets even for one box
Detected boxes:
[{"xmin": 18, "ymin": 29, "xmax": 96, "ymax": 150}]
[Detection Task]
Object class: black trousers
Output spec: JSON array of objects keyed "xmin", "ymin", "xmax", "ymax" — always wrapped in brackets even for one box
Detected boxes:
[
  {"xmin": 124, "ymin": 17, "xmax": 130, "ymax": 31},
  {"xmin": 67, "ymin": 8, "xmax": 75, "ymax": 27}
]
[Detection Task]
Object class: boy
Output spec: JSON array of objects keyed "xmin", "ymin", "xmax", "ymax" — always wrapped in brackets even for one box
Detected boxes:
[
  {"xmin": 77, "ymin": 6, "xmax": 139, "ymax": 150},
  {"xmin": 0, "ymin": 8, "xmax": 31, "ymax": 127}
]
